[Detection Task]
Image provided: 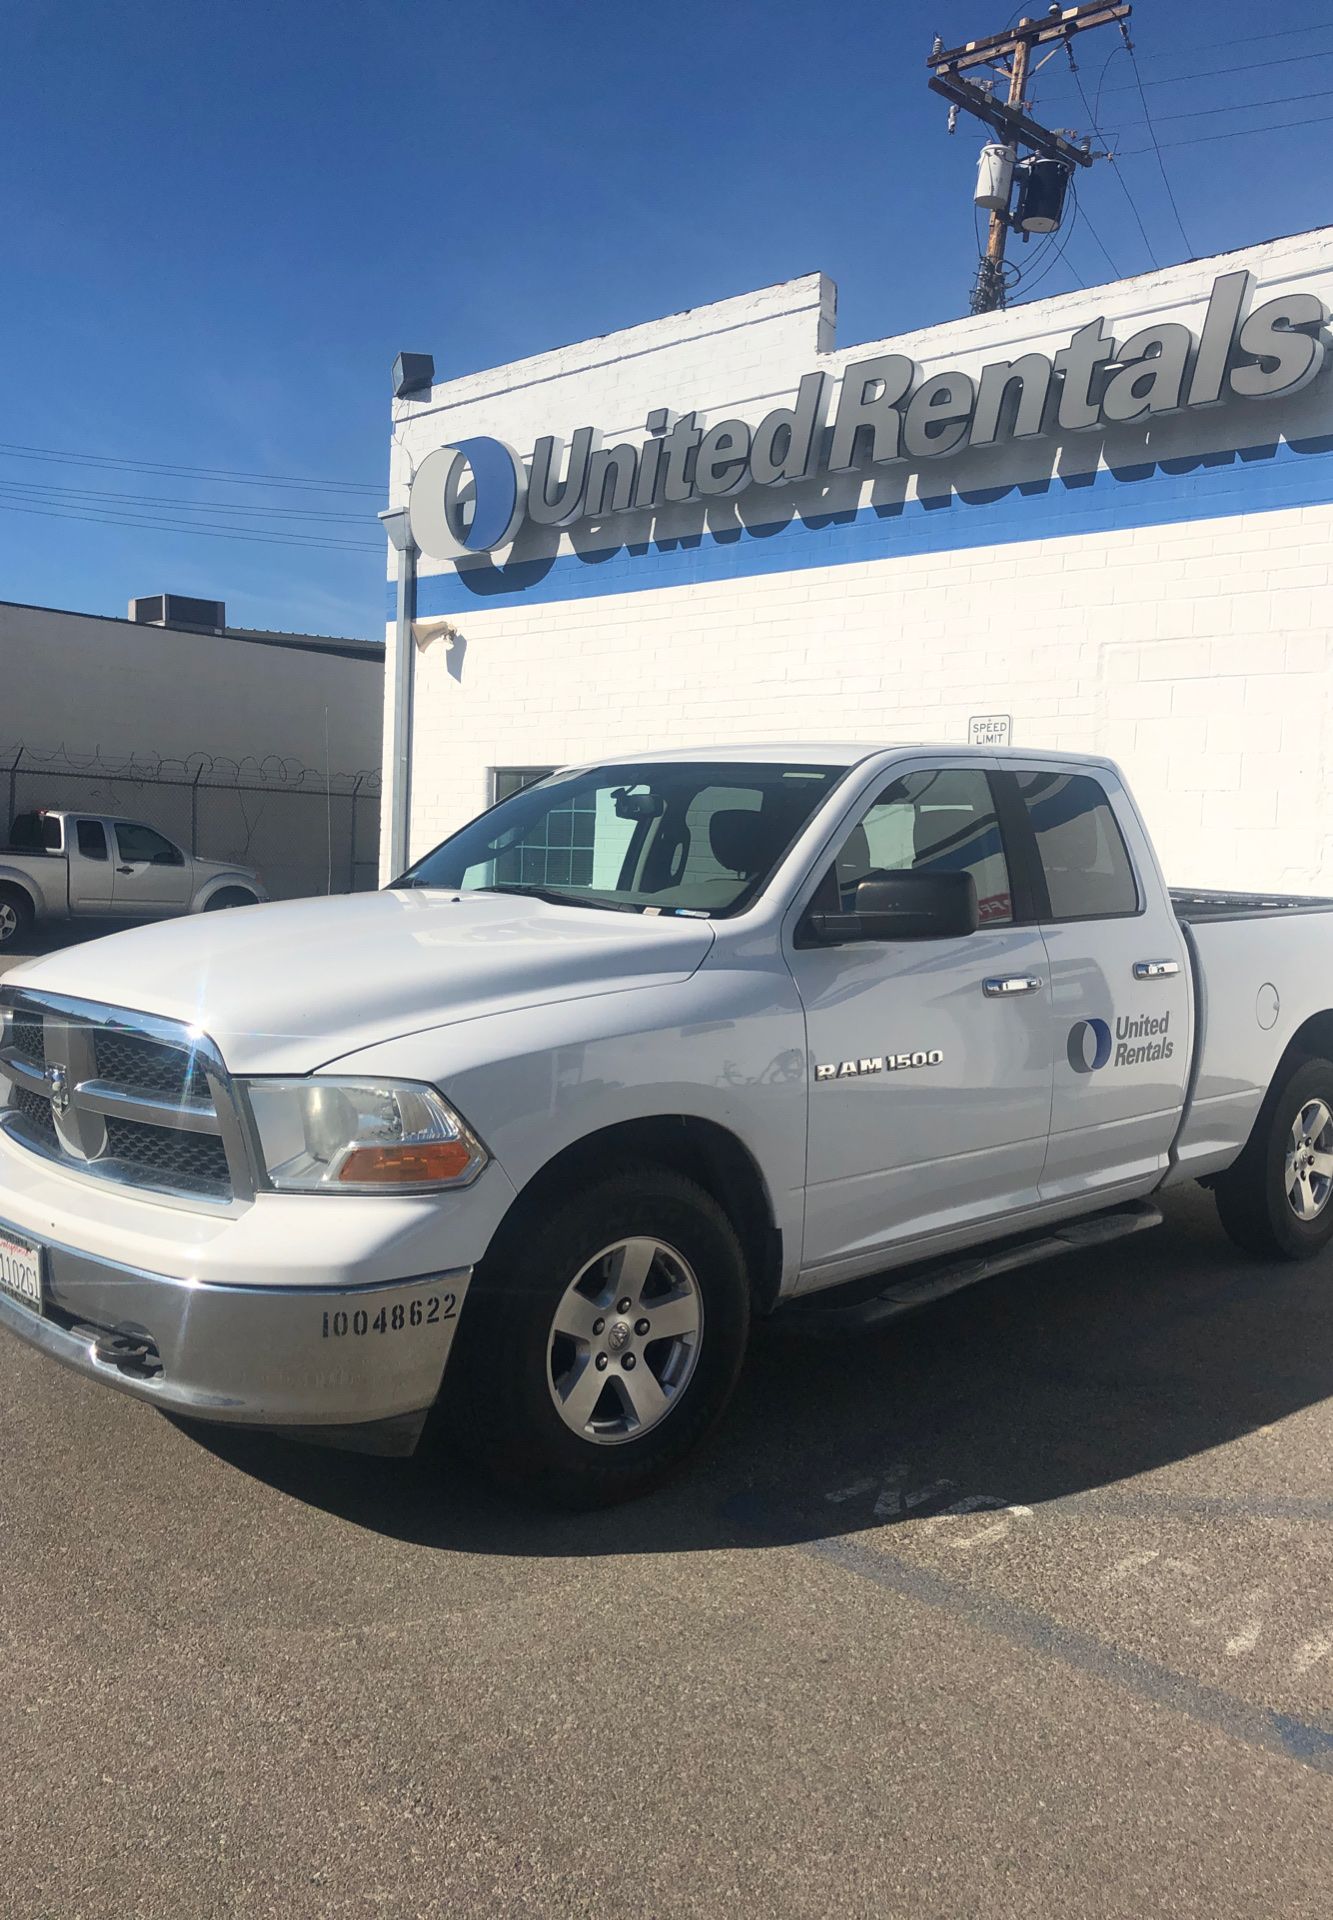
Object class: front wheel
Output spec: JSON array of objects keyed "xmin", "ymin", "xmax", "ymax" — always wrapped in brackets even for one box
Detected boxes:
[
  {"xmin": 1214, "ymin": 1055, "xmax": 1333, "ymax": 1260},
  {"xmin": 446, "ymin": 1168, "xmax": 751, "ymax": 1507}
]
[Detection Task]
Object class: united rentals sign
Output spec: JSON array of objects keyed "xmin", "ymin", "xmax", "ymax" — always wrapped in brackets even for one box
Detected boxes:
[{"xmin": 407, "ymin": 270, "xmax": 1327, "ymax": 563}]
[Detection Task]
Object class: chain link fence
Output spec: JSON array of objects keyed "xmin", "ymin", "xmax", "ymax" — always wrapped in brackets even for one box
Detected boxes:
[{"xmin": 3, "ymin": 743, "xmax": 381, "ymax": 901}]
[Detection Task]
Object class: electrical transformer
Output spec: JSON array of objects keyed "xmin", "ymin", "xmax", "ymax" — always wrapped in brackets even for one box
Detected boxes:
[
  {"xmin": 1014, "ymin": 156, "xmax": 1072, "ymax": 234},
  {"xmin": 974, "ymin": 143, "xmax": 1015, "ymax": 216}
]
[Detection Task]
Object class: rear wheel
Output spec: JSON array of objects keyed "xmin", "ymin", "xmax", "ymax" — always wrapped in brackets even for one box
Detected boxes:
[
  {"xmin": 446, "ymin": 1167, "xmax": 750, "ymax": 1507},
  {"xmin": 1214, "ymin": 1054, "xmax": 1333, "ymax": 1260},
  {"xmin": 204, "ymin": 888, "xmax": 256, "ymax": 911},
  {"xmin": 0, "ymin": 886, "xmax": 34, "ymax": 949}
]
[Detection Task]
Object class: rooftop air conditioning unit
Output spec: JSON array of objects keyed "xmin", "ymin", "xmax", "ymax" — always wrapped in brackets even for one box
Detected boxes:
[{"xmin": 129, "ymin": 594, "xmax": 227, "ymax": 633}]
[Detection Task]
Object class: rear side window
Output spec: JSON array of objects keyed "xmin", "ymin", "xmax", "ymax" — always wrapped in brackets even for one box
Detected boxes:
[
  {"xmin": 76, "ymin": 820, "xmax": 108, "ymax": 862},
  {"xmin": 8, "ymin": 812, "xmax": 60, "ymax": 851},
  {"xmin": 1016, "ymin": 772, "xmax": 1139, "ymax": 920}
]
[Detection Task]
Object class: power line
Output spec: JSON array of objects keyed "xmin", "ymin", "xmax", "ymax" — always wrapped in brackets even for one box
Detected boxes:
[
  {"xmin": 1098, "ymin": 151, "xmax": 1160, "ymax": 268},
  {"xmin": 1065, "ymin": 178, "xmax": 1122, "ymax": 282},
  {"xmin": 0, "ymin": 498, "xmax": 384, "ymax": 553},
  {"xmin": 0, "ymin": 475, "xmax": 376, "ymax": 524},
  {"xmin": 1236, "ymin": 16, "xmax": 1333, "ymax": 46},
  {"xmin": 1118, "ymin": 107, "xmax": 1333, "ymax": 154},
  {"xmin": 0, "ymin": 441, "xmax": 381, "ymax": 494},
  {"xmin": 1092, "ymin": 39, "xmax": 1123, "ymax": 122},
  {"xmin": 1133, "ymin": 84, "xmax": 1333, "ymax": 125},
  {"xmin": 1099, "ymin": 46, "xmax": 1333, "ymax": 93},
  {"xmin": 1066, "ymin": 53, "xmax": 1152, "ymax": 270},
  {"xmin": 1125, "ymin": 38, "xmax": 1194, "ymax": 257},
  {"xmin": 1016, "ymin": 214, "xmax": 1085, "ymax": 298}
]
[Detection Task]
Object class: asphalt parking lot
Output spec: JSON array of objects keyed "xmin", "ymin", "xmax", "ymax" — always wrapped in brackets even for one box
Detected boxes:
[{"xmin": 2, "ymin": 1175, "xmax": 1332, "ymax": 1918}]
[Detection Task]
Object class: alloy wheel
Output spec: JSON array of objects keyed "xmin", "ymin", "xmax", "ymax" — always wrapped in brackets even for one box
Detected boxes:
[
  {"xmin": 1285, "ymin": 1098, "xmax": 1333, "ymax": 1221},
  {"xmin": 547, "ymin": 1236, "xmax": 704, "ymax": 1445}
]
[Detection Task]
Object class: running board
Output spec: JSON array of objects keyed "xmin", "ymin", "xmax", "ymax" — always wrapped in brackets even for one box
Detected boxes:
[{"xmin": 785, "ymin": 1200, "xmax": 1164, "ymax": 1334}]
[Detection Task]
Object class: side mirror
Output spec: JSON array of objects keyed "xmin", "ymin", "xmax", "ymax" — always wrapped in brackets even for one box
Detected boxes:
[{"xmin": 805, "ymin": 870, "xmax": 979, "ymax": 944}]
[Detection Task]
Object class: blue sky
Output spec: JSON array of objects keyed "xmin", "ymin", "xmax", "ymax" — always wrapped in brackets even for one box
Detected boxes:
[{"xmin": 1, "ymin": 0, "xmax": 1329, "ymax": 638}]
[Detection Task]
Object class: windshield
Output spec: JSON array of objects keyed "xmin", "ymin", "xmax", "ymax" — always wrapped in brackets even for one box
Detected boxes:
[{"xmin": 399, "ymin": 761, "xmax": 844, "ymax": 916}]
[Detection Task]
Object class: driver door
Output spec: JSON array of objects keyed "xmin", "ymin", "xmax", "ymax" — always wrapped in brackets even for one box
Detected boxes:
[
  {"xmin": 111, "ymin": 821, "xmax": 193, "ymax": 917},
  {"xmin": 788, "ymin": 763, "xmax": 1054, "ymax": 1282}
]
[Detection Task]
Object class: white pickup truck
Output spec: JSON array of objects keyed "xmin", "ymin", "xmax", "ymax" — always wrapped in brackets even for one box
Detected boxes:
[
  {"xmin": 2, "ymin": 745, "xmax": 1331, "ymax": 1505},
  {"xmin": 0, "ymin": 810, "xmax": 265, "ymax": 950}
]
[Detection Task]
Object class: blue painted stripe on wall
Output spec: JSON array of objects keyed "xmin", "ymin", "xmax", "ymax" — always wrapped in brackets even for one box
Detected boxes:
[{"xmin": 402, "ymin": 434, "xmax": 1333, "ymax": 621}]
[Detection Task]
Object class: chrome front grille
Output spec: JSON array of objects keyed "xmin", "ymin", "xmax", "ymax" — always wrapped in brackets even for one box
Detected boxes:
[
  {"xmin": 10, "ymin": 1013, "xmax": 45, "ymax": 1070},
  {"xmin": 0, "ymin": 991, "xmax": 252, "ymax": 1207},
  {"xmin": 93, "ymin": 1029, "xmax": 211, "ymax": 1104},
  {"xmin": 12, "ymin": 1084, "xmax": 59, "ymax": 1149},
  {"xmin": 103, "ymin": 1115, "xmax": 232, "ymax": 1188}
]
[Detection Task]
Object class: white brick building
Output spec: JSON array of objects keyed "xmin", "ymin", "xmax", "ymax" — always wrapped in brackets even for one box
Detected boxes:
[{"xmin": 383, "ymin": 226, "xmax": 1333, "ymax": 893}]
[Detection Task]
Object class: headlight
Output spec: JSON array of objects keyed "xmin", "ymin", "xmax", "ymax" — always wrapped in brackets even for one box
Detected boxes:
[{"xmin": 241, "ymin": 1078, "xmax": 488, "ymax": 1193}]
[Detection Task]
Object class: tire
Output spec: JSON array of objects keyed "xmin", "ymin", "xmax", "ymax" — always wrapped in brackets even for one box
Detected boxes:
[
  {"xmin": 1214, "ymin": 1054, "xmax": 1333, "ymax": 1261},
  {"xmin": 445, "ymin": 1166, "xmax": 751, "ymax": 1507},
  {"xmin": 203, "ymin": 888, "xmax": 256, "ymax": 912},
  {"xmin": 0, "ymin": 886, "xmax": 34, "ymax": 950}
]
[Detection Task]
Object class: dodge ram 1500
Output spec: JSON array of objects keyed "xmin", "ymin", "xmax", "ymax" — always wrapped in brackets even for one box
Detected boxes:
[{"xmin": 2, "ymin": 745, "xmax": 1331, "ymax": 1504}]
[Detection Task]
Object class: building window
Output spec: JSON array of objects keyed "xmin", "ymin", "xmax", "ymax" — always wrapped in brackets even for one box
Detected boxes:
[
  {"xmin": 489, "ymin": 767, "xmax": 595, "ymax": 888},
  {"xmin": 492, "ymin": 767, "xmax": 555, "ymax": 803}
]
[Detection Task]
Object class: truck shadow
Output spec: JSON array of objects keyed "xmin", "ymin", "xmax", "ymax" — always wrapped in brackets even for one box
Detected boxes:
[{"xmin": 191, "ymin": 1182, "xmax": 1333, "ymax": 1556}]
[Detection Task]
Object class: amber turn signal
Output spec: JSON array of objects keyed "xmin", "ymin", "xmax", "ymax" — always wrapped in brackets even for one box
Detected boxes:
[{"xmin": 336, "ymin": 1140, "xmax": 479, "ymax": 1186}]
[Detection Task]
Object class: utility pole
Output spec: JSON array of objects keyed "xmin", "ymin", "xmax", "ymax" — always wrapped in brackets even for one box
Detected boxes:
[
  {"xmin": 927, "ymin": 3, "xmax": 1130, "ymax": 315},
  {"xmin": 975, "ymin": 36, "xmax": 1031, "ymax": 315}
]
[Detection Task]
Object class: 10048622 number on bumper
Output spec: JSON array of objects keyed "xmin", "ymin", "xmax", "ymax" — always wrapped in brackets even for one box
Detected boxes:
[
  {"xmin": 322, "ymin": 1292, "xmax": 457, "ymax": 1339},
  {"xmin": 0, "ymin": 1219, "xmax": 472, "ymax": 1455}
]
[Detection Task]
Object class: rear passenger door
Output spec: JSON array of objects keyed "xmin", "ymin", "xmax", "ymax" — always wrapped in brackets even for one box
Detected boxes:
[{"xmin": 1002, "ymin": 764, "xmax": 1191, "ymax": 1198}]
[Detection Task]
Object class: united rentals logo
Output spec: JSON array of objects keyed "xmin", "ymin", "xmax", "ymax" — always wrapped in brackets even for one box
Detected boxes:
[
  {"xmin": 1067, "ymin": 1018, "xmax": 1113, "ymax": 1074},
  {"xmin": 406, "ymin": 269, "xmax": 1327, "ymax": 563},
  {"xmin": 1068, "ymin": 1014, "xmax": 1174, "ymax": 1074}
]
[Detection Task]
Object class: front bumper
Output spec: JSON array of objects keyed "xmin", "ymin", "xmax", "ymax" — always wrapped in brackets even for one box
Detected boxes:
[{"xmin": 0, "ymin": 1220, "xmax": 472, "ymax": 1451}]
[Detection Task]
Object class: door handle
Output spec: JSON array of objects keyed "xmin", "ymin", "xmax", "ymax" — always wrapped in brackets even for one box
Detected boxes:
[
  {"xmin": 983, "ymin": 975, "xmax": 1043, "ymax": 997},
  {"xmin": 116, "ymin": 865, "xmax": 134, "ymax": 875},
  {"xmin": 1133, "ymin": 960, "xmax": 1180, "ymax": 980}
]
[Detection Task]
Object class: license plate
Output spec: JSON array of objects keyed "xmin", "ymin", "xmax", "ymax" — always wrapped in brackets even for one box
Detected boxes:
[{"xmin": 0, "ymin": 1227, "xmax": 43, "ymax": 1315}]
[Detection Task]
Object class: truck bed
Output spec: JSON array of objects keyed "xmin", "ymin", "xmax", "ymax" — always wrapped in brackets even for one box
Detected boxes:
[{"xmin": 1170, "ymin": 887, "xmax": 1333, "ymax": 924}]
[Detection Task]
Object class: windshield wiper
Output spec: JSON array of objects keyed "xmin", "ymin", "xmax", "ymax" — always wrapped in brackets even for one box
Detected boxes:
[{"xmin": 470, "ymin": 884, "xmax": 638, "ymax": 913}]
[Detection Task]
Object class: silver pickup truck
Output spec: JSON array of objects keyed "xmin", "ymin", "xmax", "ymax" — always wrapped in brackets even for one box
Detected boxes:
[
  {"xmin": 2, "ymin": 745, "xmax": 1332, "ymax": 1507},
  {"xmin": 0, "ymin": 810, "xmax": 265, "ymax": 950}
]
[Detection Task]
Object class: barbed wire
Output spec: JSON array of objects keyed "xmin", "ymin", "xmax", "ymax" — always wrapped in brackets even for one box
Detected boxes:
[{"xmin": 0, "ymin": 739, "xmax": 381, "ymax": 794}]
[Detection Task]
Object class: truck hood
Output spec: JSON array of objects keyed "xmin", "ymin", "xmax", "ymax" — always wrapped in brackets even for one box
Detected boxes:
[{"xmin": 6, "ymin": 888, "xmax": 716, "ymax": 1073}]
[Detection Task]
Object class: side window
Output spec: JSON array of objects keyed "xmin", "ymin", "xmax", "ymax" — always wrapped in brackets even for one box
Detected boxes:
[
  {"xmin": 829, "ymin": 769, "xmax": 1013, "ymax": 925},
  {"xmin": 76, "ymin": 820, "xmax": 108, "ymax": 862},
  {"xmin": 1016, "ymin": 772, "xmax": 1139, "ymax": 920},
  {"xmin": 115, "ymin": 823, "xmax": 183, "ymax": 867}
]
